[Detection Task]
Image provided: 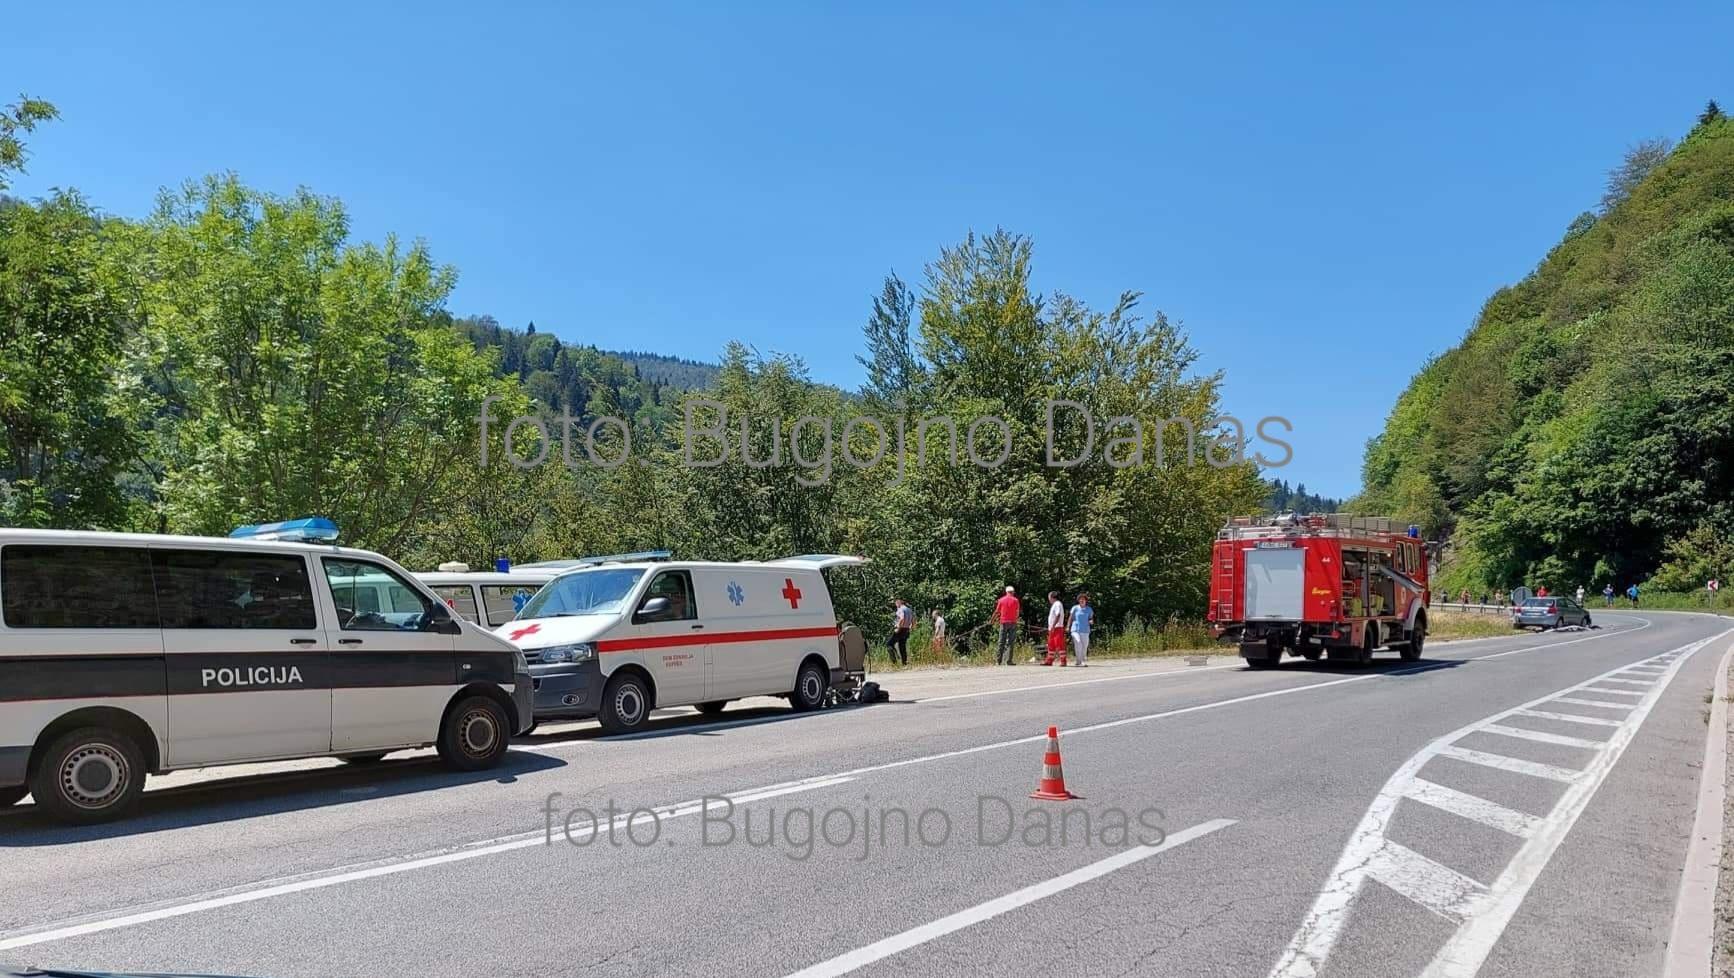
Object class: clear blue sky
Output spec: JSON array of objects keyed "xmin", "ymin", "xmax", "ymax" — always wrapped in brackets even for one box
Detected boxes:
[{"xmin": 7, "ymin": 1, "xmax": 1729, "ymax": 498}]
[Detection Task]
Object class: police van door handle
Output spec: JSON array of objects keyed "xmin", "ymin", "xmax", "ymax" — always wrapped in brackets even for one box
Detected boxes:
[
  {"xmin": 338, "ymin": 638, "xmax": 364, "ymax": 645},
  {"xmin": 289, "ymin": 638, "xmax": 318, "ymax": 645}
]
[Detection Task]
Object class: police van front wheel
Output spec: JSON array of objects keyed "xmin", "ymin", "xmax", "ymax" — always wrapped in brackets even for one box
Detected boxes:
[
  {"xmin": 30, "ymin": 727, "xmax": 146, "ymax": 823},
  {"xmin": 0, "ymin": 785, "xmax": 26, "ymax": 808},
  {"xmin": 437, "ymin": 696, "xmax": 510, "ymax": 771}
]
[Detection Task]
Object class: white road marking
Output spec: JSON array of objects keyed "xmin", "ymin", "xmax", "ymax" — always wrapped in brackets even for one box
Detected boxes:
[
  {"xmin": 1551, "ymin": 697, "xmax": 1636, "ymax": 710},
  {"xmin": 1435, "ymin": 745, "xmax": 1583, "ymax": 783},
  {"xmin": 1663, "ymin": 636, "xmax": 1734, "ymax": 977},
  {"xmin": 1477, "ymin": 723, "xmax": 1605, "ymax": 750},
  {"xmin": 1403, "ymin": 779, "xmax": 1541, "ymax": 838},
  {"xmin": 915, "ymin": 663, "xmax": 1241, "ymax": 703},
  {"xmin": 1511, "ymin": 708, "xmax": 1621, "ymax": 727},
  {"xmin": 1598, "ymin": 677, "xmax": 1655, "ymax": 686},
  {"xmin": 1269, "ymin": 625, "xmax": 1734, "ymax": 978},
  {"xmin": 0, "ymin": 615, "xmax": 1653, "ymax": 949},
  {"xmin": 1578, "ymin": 687, "xmax": 1645, "ymax": 698},
  {"xmin": 0, "ymin": 775, "xmax": 854, "ymax": 953},
  {"xmin": 777, "ymin": 818, "xmax": 1237, "ymax": 978},
  {"xmin": 1365, "ymin": 839, "xmax": 1485, "ymax": 920}
]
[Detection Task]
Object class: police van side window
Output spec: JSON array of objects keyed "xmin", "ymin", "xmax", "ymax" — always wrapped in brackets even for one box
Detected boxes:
[
  {"xmin": 322, "ymin": 558, "xmax": 434, "ymax": 631},
  {"xmin": 0, "ymin": 545, "xmax": 159, "ymax": 629},
  {"xmin": 152, "ymin": 550, "xmax": 316, "ymax": 630}
]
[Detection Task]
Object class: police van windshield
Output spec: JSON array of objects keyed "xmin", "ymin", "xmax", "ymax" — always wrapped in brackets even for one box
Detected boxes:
[{"xmin": 519, "ymin": 568, "xmax": 644, "ymax": 619}]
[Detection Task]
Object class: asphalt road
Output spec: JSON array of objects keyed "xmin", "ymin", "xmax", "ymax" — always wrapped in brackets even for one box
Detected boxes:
[{"xmin": 1, "ymin": 611, "xmax": 1729, "ymax": 978}]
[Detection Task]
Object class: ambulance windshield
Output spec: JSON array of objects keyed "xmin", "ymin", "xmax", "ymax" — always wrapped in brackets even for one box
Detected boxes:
[{"xmin": 518, "ymin": 568, "xmax": 644, "ymax": 619}]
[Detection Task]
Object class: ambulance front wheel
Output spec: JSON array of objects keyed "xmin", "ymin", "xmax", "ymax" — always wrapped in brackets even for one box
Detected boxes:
[
  {"xmin": 599, "ymin": 672, "xmax": 652, "ymax": 734},
  {"xmin": 29, "ymin": 726, "xmax": 147, "ymax": 824}
]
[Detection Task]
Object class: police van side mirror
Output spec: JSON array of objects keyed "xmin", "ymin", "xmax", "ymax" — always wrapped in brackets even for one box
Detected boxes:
[
  {"xmin": 426, "ymin": 609, "xmax": 463, "ymax": 635},
  {"xmin": 635, "ymin": 596, "xmax": 672, "ymax": 622}
]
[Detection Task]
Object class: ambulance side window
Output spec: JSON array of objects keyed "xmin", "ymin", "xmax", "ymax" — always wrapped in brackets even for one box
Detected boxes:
[
  {"xmin": 635, "ymin": 571, "xmax": 696, "ymax": 622},
  {"xmin": 482, "ymin": 585, "xmax": 540, "ymax": 627},
  {"xmin": 432, "ymin": 585, "xmax": 481, "ymax": 623}
]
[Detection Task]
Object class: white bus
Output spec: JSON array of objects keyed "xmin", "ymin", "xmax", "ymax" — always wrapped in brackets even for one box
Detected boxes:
[{"xmin": 0, "ymin": 524, "xmax": 534, "ymax": 823}]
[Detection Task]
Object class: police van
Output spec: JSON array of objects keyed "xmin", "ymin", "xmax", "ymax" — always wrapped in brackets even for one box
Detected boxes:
[
  {"xmin": 415, "ymin": 563, "xmax": 557, "ymax": 629},
  {"xmin": 501, "ymin": 554, "xmax": 866, "ymax": 732},
  {"xmin": 0, "ymin": 519, "xmax": 534, "ymax": 822}
]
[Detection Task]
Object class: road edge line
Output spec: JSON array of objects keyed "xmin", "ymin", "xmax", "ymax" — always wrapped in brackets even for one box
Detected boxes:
[{"xmin": 1663, "ymin": 633, "xmax": 1734, "ymax": 978}]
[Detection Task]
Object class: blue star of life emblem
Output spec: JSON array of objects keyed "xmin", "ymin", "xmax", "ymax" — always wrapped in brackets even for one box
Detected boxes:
[{"xmin": 727, "ymin": 581, "xmax": 745, "ymax": 606}]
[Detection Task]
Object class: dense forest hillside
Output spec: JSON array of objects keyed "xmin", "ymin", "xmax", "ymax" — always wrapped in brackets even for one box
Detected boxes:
[
  {"xmin": 609, "ymin": 350, "xmax": 721, "ymax": 389},
  {"xmin": 1262, "ymin": 479, "xmax": 1342, "ymax": 515},
  {"xmin": 1356, "ymin": 103, "xmax": 1734, "ymax": 595}
]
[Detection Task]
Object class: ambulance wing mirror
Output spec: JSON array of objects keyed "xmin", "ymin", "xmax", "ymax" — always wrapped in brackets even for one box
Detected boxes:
[{"xmin": 635, "ymin": 596, "xmax": 673, "ymax": 623}]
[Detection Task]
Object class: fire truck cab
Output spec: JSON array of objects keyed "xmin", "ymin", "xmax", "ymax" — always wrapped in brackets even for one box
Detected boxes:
[{"xmin": 1208, "ymin": 514, "xmax": 1431, "ymax": 668}]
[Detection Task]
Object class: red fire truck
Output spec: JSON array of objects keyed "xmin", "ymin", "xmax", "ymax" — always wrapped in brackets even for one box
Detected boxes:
[{"xmin": 1208, "ymin": 513, "xmax": 1432, "ymax": 668}]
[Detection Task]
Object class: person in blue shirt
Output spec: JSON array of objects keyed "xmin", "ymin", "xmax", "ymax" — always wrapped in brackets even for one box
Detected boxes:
[{"xmin": 1067, "ymin": 592, "xmax": 1095, "ymax": 667}]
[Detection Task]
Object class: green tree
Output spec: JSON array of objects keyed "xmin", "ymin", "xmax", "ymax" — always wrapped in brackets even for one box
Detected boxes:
[
  {"xmin": 0, "ymin": 191, "xmax": 133, "ymax": 526},
  {"xmin": 115, "ymin": 174, "xmax": 516, "ymax": 551},
  {"xmin": 0, "ymin": 94, "xmax": 58, "ymax": 192}
]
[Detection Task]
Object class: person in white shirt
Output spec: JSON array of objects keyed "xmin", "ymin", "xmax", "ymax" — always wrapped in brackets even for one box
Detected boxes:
[
  {"xmin": 1043, "ymin": 590, "xmax": 1068, "ymax": 666},
  {"xmin": 930, "ymin": 609, "xmax": 947, "ymax": 654}
]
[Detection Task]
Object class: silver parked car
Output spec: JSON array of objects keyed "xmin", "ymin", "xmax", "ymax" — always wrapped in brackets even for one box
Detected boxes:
[{"xmin": 1512, "ymin": 596, "xmax": 1593, "ymax": 630}]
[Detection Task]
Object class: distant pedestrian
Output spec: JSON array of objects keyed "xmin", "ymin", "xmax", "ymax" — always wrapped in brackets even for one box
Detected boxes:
[
  {"xmin": 1042, "ymin": 591, "xmax": 1069, "ymax": 666},
  {"xmin": 1627, "ymin": 583, "xmax": 1640, "ymax": 607},
  {"xmin": 888, "ymin": 598, "xmax": 912, "ymax": 665},
  {"xmin": 995, "ymin": 586, "xmax": 1021, "ymax": 665},
  {"xmin": 1068, "ymin": 593, "xmax": 1095, "ymax": 667},
  {"xmin": 1603, "ymin": 584, "xmax": 1615, "ymax": 607},
  {"xmin": 930, "ymin": 609, "xmax": 948, "ymax": 654},
  {"xmin": 1575, "ymin": 585, "xmax": 1585, "ymax": 605},
  {"xmin": 1460, "ymin": 588, "xmax": 1470, "ymax": 605},
  {"xmin": 1536, "ymin": 585, "xmax": 1549, "ymax": 598}
]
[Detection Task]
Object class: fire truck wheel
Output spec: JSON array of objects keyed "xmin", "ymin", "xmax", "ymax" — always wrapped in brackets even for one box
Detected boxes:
[
  {"xmin": 1355, "ymin": 628, "xmax": 1377, "ymax": 666},
  {"xmin": 1399, "ymin": 627, "xmax": 1425, "ymax": 661},
  {"xmin": 1300, "ymin": 648, "xmax": 1321, "ymax": 661}
]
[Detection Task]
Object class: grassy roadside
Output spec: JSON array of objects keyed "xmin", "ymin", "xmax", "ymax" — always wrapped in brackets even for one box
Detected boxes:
[{"xmin": 1426, "ymin": 609, "xmax": 1517, "ymax": 642}]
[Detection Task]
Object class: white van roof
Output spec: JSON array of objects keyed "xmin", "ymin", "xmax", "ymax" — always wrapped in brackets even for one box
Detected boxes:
[
  {"xmin": 415, "ymin": 569, "xmax": 560, "ymax": 586},
  {"xmin": 0, "ymin": 527, "xmax": 378, "ymax": 560},
  {"xmin": 762, "ymin": 555, "xmax": 870, "ymax": 570}
]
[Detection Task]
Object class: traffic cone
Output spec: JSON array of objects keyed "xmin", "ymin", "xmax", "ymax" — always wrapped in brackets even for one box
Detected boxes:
[{"xmin": 1030, "ymin": 725, "xmax": 1081, "ymax": 800}]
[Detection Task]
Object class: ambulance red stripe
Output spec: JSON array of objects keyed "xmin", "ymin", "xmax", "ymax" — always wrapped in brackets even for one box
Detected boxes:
[{"xmin": 596, "ymin": 625, "xmax": 838, "ymax": 654}]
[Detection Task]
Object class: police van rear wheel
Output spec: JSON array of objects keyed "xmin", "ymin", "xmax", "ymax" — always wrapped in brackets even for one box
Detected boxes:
[
  {"xmin": 31, "ymin": 727, "xmax": 146, "ymax": 823},
  {"xmin": 0, "ymin": 785, "xmax": 26, "ymax": 808},
  {"xmin": 438, "ymin": 697, "xmax": 510, "ymax": 771},
  {"xmin": 341, "ymin": 752, "xmax": 389, "ymax": 765},
  {"xmin": 697, "ymin": 700, "xmax": 729, "ymax": 716},
  {"xmin": 599, "ymin": 673, "xmax": 651, "ymax": 734}
]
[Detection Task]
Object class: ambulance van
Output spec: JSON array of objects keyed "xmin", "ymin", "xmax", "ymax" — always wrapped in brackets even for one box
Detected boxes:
[
  {"xmin": 0, "ymin": 521, "xmax": 535, "ymax": 823},
  {"xmin": 501, "ymin": 554, "xmax": 865, "ymax": 732}
]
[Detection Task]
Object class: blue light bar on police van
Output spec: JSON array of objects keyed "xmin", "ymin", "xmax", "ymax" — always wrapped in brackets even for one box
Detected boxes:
[{"xmin": 229, "ymin": 517, "xmax": 341, "ymax": 543}]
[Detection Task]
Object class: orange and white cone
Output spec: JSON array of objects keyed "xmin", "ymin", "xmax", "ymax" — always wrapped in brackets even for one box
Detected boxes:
[{"xmin": 1030, "ymin": 725, "xmax": 1081, "ymax": 800}]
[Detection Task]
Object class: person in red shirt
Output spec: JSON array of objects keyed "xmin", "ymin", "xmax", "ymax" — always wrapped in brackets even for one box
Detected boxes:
[
  {"xmin": 1536, "ymin": 585, "xmax": 1549, "ymax": 598},
  {"xmin": 995, "ymin": 586, "xmax": 1022, "ymax": 665}
]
